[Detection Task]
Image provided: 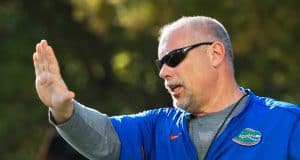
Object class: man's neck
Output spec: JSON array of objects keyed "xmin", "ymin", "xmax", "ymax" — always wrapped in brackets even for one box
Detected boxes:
[{"xmin": 193, "ymin": 82, "xmax": 244, "ymax": 117}]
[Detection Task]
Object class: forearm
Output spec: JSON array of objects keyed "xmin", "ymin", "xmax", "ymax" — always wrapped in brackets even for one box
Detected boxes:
[{"xmin": 49, "ymin": 100, "xmax": 120, "ymax": 160}]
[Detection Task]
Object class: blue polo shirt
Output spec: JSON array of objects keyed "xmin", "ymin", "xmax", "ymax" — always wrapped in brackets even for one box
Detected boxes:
[{"xmin": 110, "ymin": 89, "xmax": 300, "ymax": 160}]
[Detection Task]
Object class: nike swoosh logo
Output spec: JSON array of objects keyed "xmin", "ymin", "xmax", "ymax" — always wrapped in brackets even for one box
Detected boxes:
[{"xmin": 169, "ymin": 132, "xmax": 182, "ymax": 140}]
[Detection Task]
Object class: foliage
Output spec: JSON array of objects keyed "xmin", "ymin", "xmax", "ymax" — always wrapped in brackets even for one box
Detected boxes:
[{"xmin": 0, "ymin": 0, "xmax": 299, "ymax": 159}]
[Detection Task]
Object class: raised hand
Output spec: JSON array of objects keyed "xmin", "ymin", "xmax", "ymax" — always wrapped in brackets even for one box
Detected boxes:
[{"xmin": 33, "ymin": 40, "xmax": 75, "ymax": 123}]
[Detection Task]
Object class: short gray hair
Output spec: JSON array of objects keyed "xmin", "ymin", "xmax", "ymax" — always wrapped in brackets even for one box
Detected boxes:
[{"xmin": 159, "ymin": 16, "xmax": 234, "ymax": 63}]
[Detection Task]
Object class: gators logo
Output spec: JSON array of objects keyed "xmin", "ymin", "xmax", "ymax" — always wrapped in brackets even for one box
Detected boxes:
[{"xmin": 232, "ymin": 128, "xmax": 262, "ymax": 146}]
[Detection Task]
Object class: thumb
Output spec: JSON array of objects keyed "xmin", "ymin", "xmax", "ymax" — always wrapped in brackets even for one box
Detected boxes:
[
  {"xmin": 60, "ymin": 90, "xmax": 75, "ymax": 103},
  {"xmin": 66, "ymin": 91, "xmax": 75, "ymax": 100}
]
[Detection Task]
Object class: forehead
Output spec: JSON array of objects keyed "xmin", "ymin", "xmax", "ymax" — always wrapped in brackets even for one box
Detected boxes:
[{"xmin": 158, "ymin": 27, "xmax": 191, "ymax": 59}]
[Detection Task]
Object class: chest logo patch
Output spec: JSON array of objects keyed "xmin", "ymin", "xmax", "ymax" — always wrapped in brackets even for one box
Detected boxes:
[{"xmin": 232, "ymin": 128, "xmax": 262, "ymax": 146}]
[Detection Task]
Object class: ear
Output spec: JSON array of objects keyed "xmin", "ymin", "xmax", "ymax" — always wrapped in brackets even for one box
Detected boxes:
[{"xmin": 209, "ymin": 42, "xmax": 226, "ymax": 67}]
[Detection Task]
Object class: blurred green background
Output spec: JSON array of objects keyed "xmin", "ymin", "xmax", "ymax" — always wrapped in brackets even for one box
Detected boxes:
[{"xmin": 0, "ymin": 0, "xmax": 299, "ymax": 159}]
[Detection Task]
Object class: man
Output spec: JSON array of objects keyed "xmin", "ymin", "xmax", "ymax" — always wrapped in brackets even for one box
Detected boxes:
[{"xmin": 33, "ymin": 16, "xmax": 300, "ymax": 160}]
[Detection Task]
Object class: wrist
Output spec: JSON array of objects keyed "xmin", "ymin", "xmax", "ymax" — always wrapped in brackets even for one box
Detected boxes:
[{"xmin": 50, "ymin": 101, "xmax": 74, "ymax": 124}]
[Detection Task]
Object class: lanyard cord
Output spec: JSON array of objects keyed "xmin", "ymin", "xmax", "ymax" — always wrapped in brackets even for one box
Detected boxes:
[{"xmin": 203, "ymin": 93, "xmax": 248, "ymax": 160}]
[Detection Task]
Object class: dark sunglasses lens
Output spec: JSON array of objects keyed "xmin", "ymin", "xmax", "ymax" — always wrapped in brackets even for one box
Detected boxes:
[
  {"xmin": 156, "ymin": 54, "xmax": 171, "ymax": 70},
  {"xmin": 167, "ymin": 51, "xmax": 185, "ymax": 67},
  {"xmin": 156, "ymin": 50, "xmax": 186, "ymax": 70}
]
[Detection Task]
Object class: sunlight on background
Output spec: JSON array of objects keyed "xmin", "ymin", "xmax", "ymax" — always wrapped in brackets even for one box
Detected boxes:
[{"xmin": 0, "ymin": 0, "xmax": 299, "ymax": 159}]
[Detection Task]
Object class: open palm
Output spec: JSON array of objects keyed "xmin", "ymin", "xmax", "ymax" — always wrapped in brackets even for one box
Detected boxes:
[{"xmin": 33, "ymin": 40, "xmax": 75, "ymax": 121}]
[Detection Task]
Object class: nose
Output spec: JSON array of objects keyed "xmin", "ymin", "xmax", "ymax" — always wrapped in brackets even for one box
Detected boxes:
[{"xmin": 159, "ymin": 64, "xmax": 174, "ymax": 79}]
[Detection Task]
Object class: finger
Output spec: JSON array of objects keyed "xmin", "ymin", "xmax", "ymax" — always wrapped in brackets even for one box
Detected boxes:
[
  {"xmin": 46, "ymin": 46, "xmax": 58, "ymax": 65},
  {"xmin": 46, "ymin": 46, "xmax": 60, "ymax": 74},
  {"xmin": 40, "ymin": 40, "xmax": 49, "ymax": 72},
  {"xmin": 33, "ymin": 52, "xmax": 41, "ymax": 75},
  {"xmin": 36, "ymin": 43, "xmax": 39, "ymax": 53},
  {"xmin": 36, "ymin": 42, "xmax": 42, "ymax": 54},
  {"xmin": 36, "ymin": 42, "xmax": 43, "ymax": 66},
  {"xmin": 40, "ymin": 40, "xmax": 48, "ymax": 51}
]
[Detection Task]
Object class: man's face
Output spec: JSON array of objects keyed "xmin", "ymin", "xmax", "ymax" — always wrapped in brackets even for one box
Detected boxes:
[{"xmin": 158, "ymin": 28, "xmax": 215, "ymax": 112}]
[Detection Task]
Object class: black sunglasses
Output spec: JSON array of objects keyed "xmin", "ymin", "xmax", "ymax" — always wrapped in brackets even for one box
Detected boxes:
[{"xmin": 155, "ymin": 42, "xmax": 214, "ymax": 70}]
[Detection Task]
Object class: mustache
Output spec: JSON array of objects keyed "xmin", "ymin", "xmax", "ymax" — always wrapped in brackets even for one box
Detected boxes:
[{"xmin": 164, "ymin": 79, "xmax": 184, "ymax": 90}]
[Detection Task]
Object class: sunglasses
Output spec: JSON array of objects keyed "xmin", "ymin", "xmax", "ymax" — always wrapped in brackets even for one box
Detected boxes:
[{"xmin": 155, "ymin": 42, "xmax": 214, "ymax": 70}]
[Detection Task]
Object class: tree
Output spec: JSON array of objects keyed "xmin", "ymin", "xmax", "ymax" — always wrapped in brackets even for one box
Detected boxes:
[{"xmin": 0, "ymin": 0, "xmax": 299, "ymax": 159}]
